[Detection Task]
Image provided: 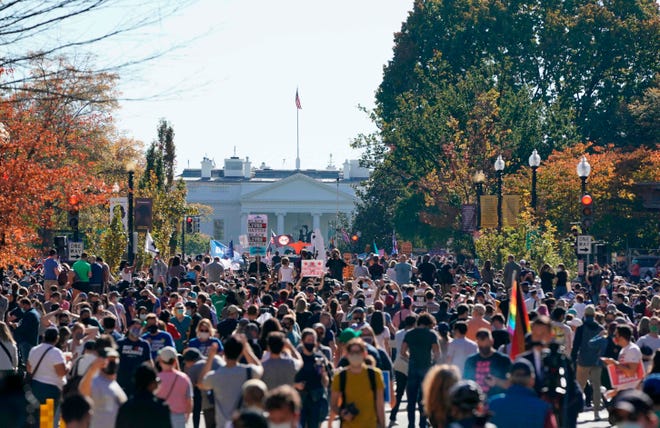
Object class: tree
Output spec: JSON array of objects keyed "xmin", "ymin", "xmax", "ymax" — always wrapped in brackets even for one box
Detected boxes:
[
  {"xmin": 0, "ymin": 1, "xmax": 194, "ymax": 102},
  {"xmin": 100, "ymin": 206, "xmax": 128, "ymax": 272},
  {"xmin": 506, "ymin": 142, "xmax": 660, "ymax": 250},
  {"xmin": 158, "ymin": 119, "xmax": 177, "ymax": 187},
  {"xmin": 376, "ymin": 0, "xmax": 659, "ymax": 148}
]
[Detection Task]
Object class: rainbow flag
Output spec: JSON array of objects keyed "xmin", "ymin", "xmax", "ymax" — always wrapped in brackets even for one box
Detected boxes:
[{"xmin": 507, "ymin": 278, "xmax": 530, "ymax": 358}]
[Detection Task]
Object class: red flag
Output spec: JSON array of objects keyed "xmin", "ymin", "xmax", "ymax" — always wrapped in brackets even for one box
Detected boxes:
[
  {"xmin": 295, "ymin": 89, "xmax": 302, "ymax": 109},
  {"xmin": 507, "ymin": 278, "xmax": 530, "ymax": 359}
]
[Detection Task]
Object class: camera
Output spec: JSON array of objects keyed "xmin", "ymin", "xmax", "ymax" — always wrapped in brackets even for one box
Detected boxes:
[{"xmin": 341, "ymin": 402, "xmax": 359, "ymax": 419}]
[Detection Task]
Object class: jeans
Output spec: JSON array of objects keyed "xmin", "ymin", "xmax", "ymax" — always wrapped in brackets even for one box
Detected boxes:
[
  {"xmin": 406, "ymin": 365, "xmax": 429, "ymax": 428},
  {"xmin": 192, "ymin": 388, "xmax": 202, "ymax": 428},
  {"xmin": 299, "ymin": 389, "xmax": 327, "ymax": 428},
  {"xmin": 576, "ymin": 365, "xmax": 602, "ymax": 415},
  {"xmin": 18, "ymin": 341, "xmax": 33, "ymax": 365},
  {"xmin": 30, "ymin": 380, "xmax": 61, "ymax": 428},
  {"xmin": 170, "ymin": 412, "xmax": 186, "ymax": 428},
  {"xmin": 390, "ymin": 370, "xmax": 408, "ymax": 422}
]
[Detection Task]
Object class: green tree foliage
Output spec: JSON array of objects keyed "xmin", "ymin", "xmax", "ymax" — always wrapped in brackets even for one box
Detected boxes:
[
  {"xmin": 377, "ymin": 0, "xmax": 659, "ymax": 148},
  {"xmin": 158, "ymin": 119, "xmax": 176, "ymax": 187},
  {"xmin": 140, "ymin": 142, "xmax": 165, "ymax": 190},
  {"xmin": 100, "ymin": 206, "xmax": 128, "ymax": 272}
]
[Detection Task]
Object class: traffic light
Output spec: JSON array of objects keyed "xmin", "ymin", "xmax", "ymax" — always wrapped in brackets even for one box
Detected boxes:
[
  {"xmin": 581, "ymin": 194, "xmax": 594, "ymax": 232},
  {"xmin": 67, "ymin": 194, "xmax": 80, "ymax": 230},
  {"xmin": 185, "ymin": 216, "xmax": 194, "ymax": 233}
]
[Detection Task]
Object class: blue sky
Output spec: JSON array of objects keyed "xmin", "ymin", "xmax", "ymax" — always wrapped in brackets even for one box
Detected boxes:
[{"xmin": 108, "ymin": 1, "xmax": 414, "ymax": 172}]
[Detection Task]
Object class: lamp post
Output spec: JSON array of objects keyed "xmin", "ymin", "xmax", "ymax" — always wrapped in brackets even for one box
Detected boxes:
[
  {"xmin": 126, "ymin": 161, "xmax": 136, "ymax": 266},
  {"xmin": 494, "ymin": 155, "xmax": 505, "ymax": 230},
  {"xmin": 472, "ymin": 170, "xmax": 486, "ymax": 230},
  {"xmin": 528, "ymin": 149, "xmax": 541, "ymax": 210},
  {"xmin": 577, "ymin": 155, "xmax": 591, "ymax": 195}
]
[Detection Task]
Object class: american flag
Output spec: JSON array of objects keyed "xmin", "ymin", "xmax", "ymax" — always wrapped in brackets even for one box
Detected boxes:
[
  {"xmin": 392, "ymin": 230, "xmax": 398, "ymax": 255},
  {"xmin": 295, "ymin": 89, "xmax": 302, "ymax": 109}
]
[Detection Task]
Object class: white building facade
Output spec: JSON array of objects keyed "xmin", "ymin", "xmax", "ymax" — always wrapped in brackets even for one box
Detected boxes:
[{"xmin": 180, "ymin": 156, "xmax": 369, "ymax": 245}]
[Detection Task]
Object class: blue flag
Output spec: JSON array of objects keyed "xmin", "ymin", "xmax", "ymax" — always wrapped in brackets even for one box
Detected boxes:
[
  {"xmin": 210, "ymin": 240, "xmax": 227, "ymax": 257},
  {"xmin": 228, "ymin": 240, "xmax": 234, "ymax": 258}
]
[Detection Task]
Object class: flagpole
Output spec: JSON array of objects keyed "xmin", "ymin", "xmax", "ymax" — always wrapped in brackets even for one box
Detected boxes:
[{"xmin": 296, "ymin": 103, "xmax": 300, "ymax": 170}]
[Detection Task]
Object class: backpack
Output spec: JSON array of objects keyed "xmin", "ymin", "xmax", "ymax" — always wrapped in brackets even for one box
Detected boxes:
[
  {"xmin": 338, "ymin": 366, "xmax": 378, "ymax": 412},
  {"xmin": 62, "ymin": 356, "xmax": 84, "ymax": 397}
]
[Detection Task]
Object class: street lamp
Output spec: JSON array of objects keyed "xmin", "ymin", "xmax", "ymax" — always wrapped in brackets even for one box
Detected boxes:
[
  {"xmin": 577, "ymin": 156, "xmax": 591, "ymax": 195},
  {"xmin": 494, "ymin": 155, "xmax": 505, "ymax": 230},
  {"xmin": 472, "ymin": 170, "xmax": 486, "ymax": 229},
  {"xmin": 126, "ymin": 160, "xmax": 136, "ymax": 266},
  {"xmin": 528, "ymin": 149, "xmax": 541, "ymax": 210}
]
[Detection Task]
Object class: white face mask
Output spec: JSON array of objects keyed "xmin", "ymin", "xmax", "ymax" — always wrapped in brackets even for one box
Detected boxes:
[
  {"xmin": 269, "ymin": 423, "xmax": 293, "ymax": 428},
  {"xmin": 197, "ymin": 332, "xmax": 210, "ymax": 341}
]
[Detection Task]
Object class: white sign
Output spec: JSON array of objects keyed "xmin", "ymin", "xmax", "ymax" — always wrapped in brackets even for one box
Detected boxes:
[
  {"xmin": 109, "ymin": 197, "xmax": 128, "ymax": 230},
  {"xmin": 68, "ymin": 242, "xmax": 84, "ymax": 260},
  {"xmin": 577, "ymin": 235, "xmax": 592, "ymax": 254},
  {"xmin": 247, "ymin": 214, "xmax": 268, "ymax": 256},
  {"xmin": 301, "ymin": 260, "xmax": 326, "ymax": 277}
]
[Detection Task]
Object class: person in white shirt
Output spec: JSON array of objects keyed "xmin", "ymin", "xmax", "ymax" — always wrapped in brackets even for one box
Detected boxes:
[
  {"xmin": 28, "ymin": 328, "xmax": 68, "ymax": 428},
  {"xmin": 602, "ymin": 324, "xmax": 643, "ymax": 390},
  {"xmin": 446, "ymin": 321, "xmax": 478, "ymax": 372},
  {"xmin": 637, "ymin": 316, "xmax": 660, "ymax": 372},
  {"xmin": 571, "ymin": 294, "xmax": 587, "ymax": 319}
]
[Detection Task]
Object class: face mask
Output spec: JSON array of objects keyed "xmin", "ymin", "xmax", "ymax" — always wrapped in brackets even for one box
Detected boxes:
[
  {"xmin": 129, "ymin": 328, "xmax": 141, "ymax": 338},
  {"xmin": 147, "ymin": 325, "xmax": 158, "ymax": 334},
  {"xmin": 198, "ymin": 332, "xmax": 210, "ymax": 341},
  {"xmin": 347, "ymin": 354, "xmax": 364, "ymax": 366},
  {"xmin": 651, "ymin": 325, "xmax": 658, "ymax": 333},
  {"xmin": 303, "ymin": 342, "xmax": 315, "ymax": 352},
  {"xmin": 102, "ymin": 360, "xmax": 118, "ymax": 375},
  {"xmin": 362, "ymin": 337, "xmax": 374, "ymax": 345},
  {"xmin": 185, "ymin": 310, "xmax": 192, "ymax": 317},
  {"xmin": 139, "ymin": 314, "xmax": 147, "ymax": 321},
  {"xmin": 75, "ymin": 333, "xmax": 84, "ymax": 340}
]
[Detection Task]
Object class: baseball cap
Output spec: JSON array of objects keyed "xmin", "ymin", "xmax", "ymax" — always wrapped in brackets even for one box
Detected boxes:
[
  {"xmin": 584, "ymin": 305, "xmax": 596, "ymax": 317},
  {"xmin": 158, "ymin": 346, "xmax": 178, "ymax": 364},
  {"xmin": 450, "ymin": 380, "xmax": 484, "ymax": 410},
  {"xmin": 338, "ymin": 328, "xmax": 362, "ymax": 344},
  {"xmin": 612, "ymin": 389, "xmax": 654, "ymax": 417},
  {"xmin": 226, "ymin": 305, "xmax": 241, "ymax": 315}
]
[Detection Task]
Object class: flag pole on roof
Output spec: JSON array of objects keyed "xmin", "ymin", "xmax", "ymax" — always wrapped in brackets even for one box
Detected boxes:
[{"xmin": 295, "ymin": 88, "xmax": 302, "ymax": 170}]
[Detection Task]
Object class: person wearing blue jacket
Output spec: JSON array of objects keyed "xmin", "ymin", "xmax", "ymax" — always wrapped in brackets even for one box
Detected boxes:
[{"xmin": 488, "ymin": 359, "xmax": 557, "ymax": 428}]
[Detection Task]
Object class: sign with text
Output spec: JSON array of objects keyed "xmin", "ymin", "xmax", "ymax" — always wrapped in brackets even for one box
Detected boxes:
[
  {"xmin": 461, "ymin": 204, "xmax": 477, "ymax": 232},
  {"xmin": 606, "ymin": 361, "xmax": 644, "ymax": 391},
  {"xmin": 301, "ymin": 260, "xmax": 325, "ymax": 277},
  {"xmin": 577, "ymin": 235, "xmax": 593, "ymax": 254},
  {"xmin": 68, "ymin": 242, "xmax": 84, "ymax": 261},
  {"xmin": 503, "ymin": 195, "xmax": 521, "ymax": 227},
  {"xmin": 247, "ymin": 214, "xmax": 268, "ymax": 256}
]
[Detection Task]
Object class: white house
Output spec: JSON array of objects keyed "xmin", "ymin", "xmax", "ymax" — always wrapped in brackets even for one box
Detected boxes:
[{"xmin": 180, "ymin": 156, "xmax": 370, "ymax": 245}]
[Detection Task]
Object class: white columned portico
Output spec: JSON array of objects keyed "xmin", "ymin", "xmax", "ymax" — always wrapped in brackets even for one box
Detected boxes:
[
  {"xmin": 312, "ymin": 212, "xmax": 321, "ymax": 231},
  {"xmin": 276, "ymin": 212, "xmax": 285, "ymax": 235},
  {"xmin": 240, "ymin": 212, "xmax": 248, "ymax": 236}
]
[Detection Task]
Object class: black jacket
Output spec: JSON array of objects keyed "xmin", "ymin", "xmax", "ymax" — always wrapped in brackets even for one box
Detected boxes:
[{"xmin": 115, "ymin": 391, "xmax": 172, "ymax": 428}]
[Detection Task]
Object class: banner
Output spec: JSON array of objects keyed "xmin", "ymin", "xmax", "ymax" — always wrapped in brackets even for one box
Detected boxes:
[
  {"xmin": 109, "ymin": 197, "xmax": 128, "ymax": 230},
  {"xmin": 400, "ymin": 241, "xmax": 413, "ymax": 255},
  {"xmin": 210, "ymin": 240, "xmax": 227, "ymax": 257},
  {"xmin": 461, "ymin": 204, "xmax": 477, "ymax": 232},
  {"xmin": 301, "ymin": 260, "xmax": 325, "ymax": 277},
  {"xmin": 606, "ymin": 361, "xmax": 645, "ymax": 391},
  {"xmin": 134, "ymin": 198, "xmax": 153, "ymax": 231},
  {"xmin": 480, "ymin": 195, "xmax": 498, "ymax": 229},
  {"xmin": 503, "ymin": 195, "xmax": 521, "ymax": 227},
  {"xmin": 247, "ymin": 214, "xmax": 268, "ymax": 256}
]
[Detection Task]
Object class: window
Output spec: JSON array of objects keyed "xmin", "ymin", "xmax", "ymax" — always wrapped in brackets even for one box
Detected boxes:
[{"xmin": 213, "ymin": 219, "xmax": 225, "ymax": 240}]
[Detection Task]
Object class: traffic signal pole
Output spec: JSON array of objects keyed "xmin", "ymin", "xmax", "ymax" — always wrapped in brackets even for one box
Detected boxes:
[{"xmin": 181, "ymin": 218, "xmax": 186, "ymax": 259}]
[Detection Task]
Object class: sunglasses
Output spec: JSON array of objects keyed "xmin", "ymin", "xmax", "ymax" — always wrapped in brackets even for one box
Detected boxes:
[{"xmin": 199, "ymin": 330, "xmax": 210, "ymax": 333}]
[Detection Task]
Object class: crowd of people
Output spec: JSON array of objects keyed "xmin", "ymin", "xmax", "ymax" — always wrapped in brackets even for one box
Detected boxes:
[{"xmin": 0, "ymin": 247, "xmax": 659, "ymax": 428}]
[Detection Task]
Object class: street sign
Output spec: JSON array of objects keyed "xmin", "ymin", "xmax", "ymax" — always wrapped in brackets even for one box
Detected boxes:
[
  {"xmin": 68, "ymin": 242, "xmax": 84, "ymax": 260},
  {"xmin": 577, "ymin": 235, "xmax": 592, "ymax": 254}
]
